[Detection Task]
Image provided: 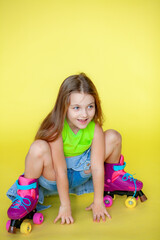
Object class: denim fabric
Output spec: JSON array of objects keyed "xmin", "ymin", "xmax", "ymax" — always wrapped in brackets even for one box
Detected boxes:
[
  {"xmin": 6, "ymin": 148, "xmax": 94, "ymax": 211},
  {"xmin": 38, "ymin": 168, "xmax": 93, "ymax": 204},
  {"xmin": 65, "ymin": 147, "xmax": 91, "ymax": 171}
]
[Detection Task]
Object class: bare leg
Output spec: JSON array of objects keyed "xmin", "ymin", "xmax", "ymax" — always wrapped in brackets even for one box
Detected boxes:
[
  {"xmin": 24, "ymin": 140, "xmax": 56, "ymax": 181},
  {"xmin": 104, "ymin": 129, "xmax": 122, "ymax": 163}
]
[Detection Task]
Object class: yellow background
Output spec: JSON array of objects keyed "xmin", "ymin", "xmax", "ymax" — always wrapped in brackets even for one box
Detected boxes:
[{"xmin": 0, "ymin": 0, "xmax": 160, "ymax": 239}]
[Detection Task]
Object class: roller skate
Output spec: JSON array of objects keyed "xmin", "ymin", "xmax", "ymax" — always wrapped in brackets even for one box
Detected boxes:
[
  {"xmin": 6, "ymin": 175, "xmax": 44, "ymax": 234},
  {"xmin": 104, "ymin": 155, "xmax": 147, "ymax": 208}
]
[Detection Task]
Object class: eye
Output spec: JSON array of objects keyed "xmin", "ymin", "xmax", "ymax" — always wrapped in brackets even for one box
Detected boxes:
[
  {"xmin": 88, "ymin": 105, "xmax": 94, "ymax": 109},
  {"xmin": 73, "ymin": 106, "xmax": 79, "ymax": 110}
]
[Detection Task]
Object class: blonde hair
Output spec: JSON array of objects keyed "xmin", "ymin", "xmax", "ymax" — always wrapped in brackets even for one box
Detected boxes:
[{"xmin": 35, "ymin": 73, "xmax": 104, "ymax": 142}]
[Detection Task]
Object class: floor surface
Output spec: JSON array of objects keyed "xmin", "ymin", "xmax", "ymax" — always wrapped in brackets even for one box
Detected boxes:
[{"xmin": 1, "ymin": 155, "xmax": 159, "ymax": 240}]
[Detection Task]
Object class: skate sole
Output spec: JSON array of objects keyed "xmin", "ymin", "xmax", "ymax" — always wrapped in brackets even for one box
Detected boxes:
[
  {"xmin": 104, "ymin": 190, "xmax": 147, "ymax": 208},
  {"xmin": 7, "ymin": 209, "xmax": 44, "ymax": 234}
]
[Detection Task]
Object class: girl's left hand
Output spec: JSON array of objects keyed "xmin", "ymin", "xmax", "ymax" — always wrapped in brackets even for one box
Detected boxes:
[{"xmin": 86, "ymin": 202, "xmax": 111, "ymax": 222}]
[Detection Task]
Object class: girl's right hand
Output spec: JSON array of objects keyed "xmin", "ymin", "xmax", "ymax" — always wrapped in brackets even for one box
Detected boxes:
[{"xmin": 54, "ymin": 205, "xmax": 74, "ymax": 224}]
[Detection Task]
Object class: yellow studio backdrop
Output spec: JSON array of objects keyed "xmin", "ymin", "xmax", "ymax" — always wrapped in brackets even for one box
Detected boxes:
[{"xmin": 0, "ymin": 0, "xmax": 160, "ymax": 239}]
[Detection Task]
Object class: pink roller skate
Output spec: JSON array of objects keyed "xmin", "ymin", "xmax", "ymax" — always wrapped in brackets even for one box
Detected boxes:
[
  {"xmin": 104, "ymin": 155, "xmax": 147, "ymax": 208},
  {"xmin": 7, "ymin": 175, "xmax": 44, "ymax": 234}
]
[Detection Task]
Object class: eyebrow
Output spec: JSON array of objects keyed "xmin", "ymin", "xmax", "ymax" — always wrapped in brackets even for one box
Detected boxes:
[{"xmin": 70, "ymin": 102, "xmax": 95, "ymax": 107}]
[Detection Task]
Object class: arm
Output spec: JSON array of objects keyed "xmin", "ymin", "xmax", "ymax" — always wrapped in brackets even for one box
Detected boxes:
[
  {"xmin": 86, "ymin": 123, "xmax": 111, "ymax": 221},
  {"xmin": 91, "ymin": 123, "xmax": 105, "ymax": 203},
  {"xmin": 49, "ymin": 135, "xmax": 74, "ymax": 224}
]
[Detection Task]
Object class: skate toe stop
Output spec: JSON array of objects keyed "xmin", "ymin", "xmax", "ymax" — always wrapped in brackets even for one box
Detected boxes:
[
  {"xmin": 140, "ymin": 194, "xmax": 147, "ymax": 202},
  {"xmin": 8, "ymin": 226, "xmax": 16, "ymax": 234}
]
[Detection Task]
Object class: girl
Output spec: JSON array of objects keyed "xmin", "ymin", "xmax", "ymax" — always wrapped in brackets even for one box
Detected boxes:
[{"xmin": 7, "ymin": 73, "xmax": 142, "ymax": 226}]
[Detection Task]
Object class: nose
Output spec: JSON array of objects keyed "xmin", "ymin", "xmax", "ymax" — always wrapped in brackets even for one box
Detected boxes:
[{"xmin": 81, "ymin": 108, "xmax": 88, "ymax": 117}]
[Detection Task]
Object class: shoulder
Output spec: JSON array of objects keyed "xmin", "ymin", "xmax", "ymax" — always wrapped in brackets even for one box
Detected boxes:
[
  {"xmin": 91, "ymin": 123, "xmax": 104, "ymax": 150},
  {"xmin": 93, "ymin": 123, "xmax": 104, "ymax": 138},
  {"xmin": 49, "ymin": 134, "xmax": 63, "ymax": 150}
]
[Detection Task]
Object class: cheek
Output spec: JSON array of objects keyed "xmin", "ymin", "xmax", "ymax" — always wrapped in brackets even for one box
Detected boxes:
[
  {"xmin": 66, "ymin": 110, "xmax": 71, "ymax": 120},
  {"xmin": 67, "ymin": 109, "xmax": 78, "ymax": 119},
  {"xmin": 89, "ymin": 109, "xmax": 96, "ymax": 117}
]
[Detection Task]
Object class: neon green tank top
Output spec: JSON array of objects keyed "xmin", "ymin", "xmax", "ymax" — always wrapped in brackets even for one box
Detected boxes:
[{"xmin": 62, "ymin": 119, "xmax": 95, "ymax": 157}]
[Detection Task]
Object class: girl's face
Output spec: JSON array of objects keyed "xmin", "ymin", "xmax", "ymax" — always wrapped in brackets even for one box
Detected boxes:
[{"xmin": 66, "ymin": 92, "xmax": 95, "ymax": 134}]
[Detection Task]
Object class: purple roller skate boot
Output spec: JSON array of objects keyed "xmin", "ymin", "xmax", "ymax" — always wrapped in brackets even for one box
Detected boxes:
[
  {"xmin": 103, "ymin": 155, "xmax": 147, "ymax": 208},
  {"xmin": 7, "ymin": 175, "xmax": 44, "ymax": 233}
]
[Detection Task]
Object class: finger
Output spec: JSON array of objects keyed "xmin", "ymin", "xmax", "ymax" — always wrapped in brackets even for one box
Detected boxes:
[
  {"xmin": 96, "ymin": 215, "xmax": 100, "ymax": 222},
  {"xmin": 105, "ymin": 210, "xmax": 111, "ymax": 219},
  {"xmin": 69, "ymin": 216, "xmax": 74, "ymax": 224},
  {"xmin": 61, "ymin": 217, "xmax": 65, "ymax": 225},
  {"xmin": 54, "ymin": 215, "xmax": 60, "ymax": 224},
  {"xmin": 85, "ymin": 206, "xmax": 92, "ymax": 211},
  {"xmin": 101, "ymin": 213, "xmax": 106, "ymax": 222},
  {"xmin": 93, "ymin": 214, "xmax": 96, "ymax": 222},
  {"xmin": 66, "ymin": 217, "xmax": 71, "ymax": 224}
]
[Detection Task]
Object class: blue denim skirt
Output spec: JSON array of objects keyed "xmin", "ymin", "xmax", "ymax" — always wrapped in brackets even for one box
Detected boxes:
[{"xmin": 38, "ymin": 148, "xmax": 94, "ymax": 205}]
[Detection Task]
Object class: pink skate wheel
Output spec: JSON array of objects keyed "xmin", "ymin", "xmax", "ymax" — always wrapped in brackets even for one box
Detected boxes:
[
  {"xmin": 6, "ymin": 220, "xmax": 11, "ymax": 231},
  {"xmin": 103, "ymin": 195, "xmax": 113, "ymax": 207},
  {"xmin": 33, "ymin": 213, "xmax": 44, "ymax": 224}
]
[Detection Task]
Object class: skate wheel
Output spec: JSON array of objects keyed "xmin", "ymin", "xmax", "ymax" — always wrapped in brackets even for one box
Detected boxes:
[
  {"xmin": 6, "ymin": 220, "xmax": 11, "ymax": 231},
  {"xmin": 103, "ymin": 195, "xmax": 113, "ymax": 207},
  {"xmin": 125, "ymin": 196, "xmax": 137, "ymax": 208},
  {"xmin": 20, "ymin": 221, "xmax": 32, "ymax": 234},
  {"xmin": 33, "ymin": 213, "xmax": 44, "ymax": 224}
]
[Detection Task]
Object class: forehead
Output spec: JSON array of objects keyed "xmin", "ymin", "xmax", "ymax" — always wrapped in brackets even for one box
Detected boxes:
[{"xmin": 69, "ymin": 92, "xmax": 95, "ymax": 105}]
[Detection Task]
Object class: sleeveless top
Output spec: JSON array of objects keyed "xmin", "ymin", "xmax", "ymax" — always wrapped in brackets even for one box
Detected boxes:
[{"xmin": 62, "ymin": 118, "xmax": 95, "ymax": 157}]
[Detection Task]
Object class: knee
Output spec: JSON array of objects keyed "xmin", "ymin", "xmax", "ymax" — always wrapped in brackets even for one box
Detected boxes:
[
  {"xmin": 28, "ymin": 140, "xmax": 50, "ymax": 159},
  {"xmin": 104, "ymin": 129, "xmax": 122, "ymax": 147}
]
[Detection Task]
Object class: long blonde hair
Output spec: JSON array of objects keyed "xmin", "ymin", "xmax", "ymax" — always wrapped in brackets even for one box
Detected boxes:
[{"xmin": 35, "ymin": 73, "xmax": 104, "ymax": 142}]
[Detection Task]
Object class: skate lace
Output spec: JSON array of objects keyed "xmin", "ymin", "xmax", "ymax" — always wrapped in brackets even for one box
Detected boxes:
[
  {"xmin": 122, "ymin": 173, "xmax": 137, "ymax": 198},
  {"xmin": 11, "ymin": 195, "xmax": 31, "ymax": 212}
]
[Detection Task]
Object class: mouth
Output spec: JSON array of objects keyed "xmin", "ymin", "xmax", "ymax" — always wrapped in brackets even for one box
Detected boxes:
[{"xmin": 77, "ymin": 119, "xmax": 88, "ymax": 124}]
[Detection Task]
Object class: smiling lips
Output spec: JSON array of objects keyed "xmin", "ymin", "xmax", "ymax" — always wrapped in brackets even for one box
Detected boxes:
[{"xmin": 77, "ymin": 119, "xmax": 88, "ymax": 124}]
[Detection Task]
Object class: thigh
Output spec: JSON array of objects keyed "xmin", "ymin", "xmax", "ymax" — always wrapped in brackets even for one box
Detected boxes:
[
  {"xmin": 41, "ymin": 150, "xmax": 56, "ymax": 181},
  {"xmin": 104, "ymin": 129, "xmax": 122, "ymax": 160},
  {"xmin": 26, "ymin": 140, "xmax": 56, "ymax": 181},
  {"xmin": 25, "ymin": 140, "xmax": 55, "ymax": 179}
]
